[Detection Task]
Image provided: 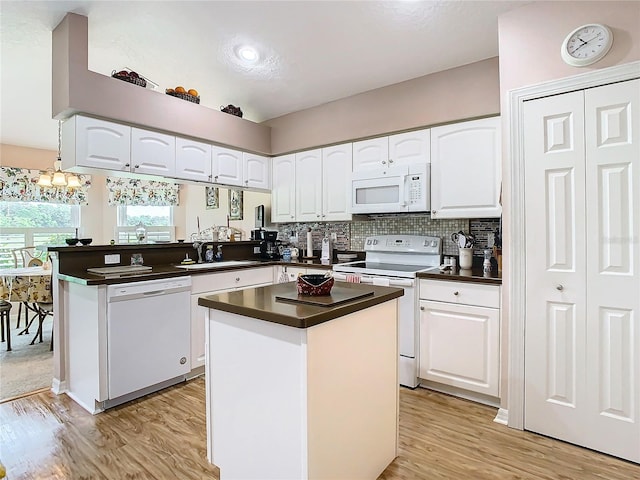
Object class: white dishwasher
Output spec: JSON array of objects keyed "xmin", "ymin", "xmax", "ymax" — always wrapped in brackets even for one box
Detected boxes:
[{"xmin": 106, "ymin": 276, "xmax": 191, "ymax": 401}]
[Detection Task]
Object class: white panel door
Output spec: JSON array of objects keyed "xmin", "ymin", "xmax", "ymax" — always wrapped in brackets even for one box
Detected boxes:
[
  {"xmin": 243, "ymin": 153, "xmax": 270, "ymax": 190},
  {"xmin": 131, "ymin": 128, "xmax": 176, "ymax": 176},
  {"xmin": 322, "ymin": 144, "xmax": 352, "ymax": 221},
  {"xmin": 584, "ymin": 79, "xmax": 639, "ymax": 462},
  {"xmin": 389, "ymin": 129, "xmax": 430, "ymax": 166},
  {"xmin": 212, "ymin": 146, "xmax": 243, "ymax": 187},
  {"xmin": 175, "ymin": 137, "xmax": 212, "ymax": 182},
  {"xmin": 352, "ymin": 137, "xmax": 389, "ymax": 171},
  {"xmin": 430, "ymin": 116, "xmax": 501, "ymax": 218},
  {"xmin": 524, "ymin": 80, "xmax": 640, "ymax": 463},
  {"xmin": 71, "ymin": 115, "xmax": 131, "ymax": 171},
  {"xmin": 295, "ymin": 149, "xmax": 322, "ymax": 222},
  {"xmin": 271, "ymin": 154, "xmax": 296, "ymax": 223}
]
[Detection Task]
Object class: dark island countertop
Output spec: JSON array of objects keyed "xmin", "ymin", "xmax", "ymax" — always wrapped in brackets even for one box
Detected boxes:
[
  {"xmin": 417, "ymin": 267, "xmax": 502, "ymax": 285},
  {"xmin": 198, "ymin": 282, "xmax": 404, "ymax": 329}
]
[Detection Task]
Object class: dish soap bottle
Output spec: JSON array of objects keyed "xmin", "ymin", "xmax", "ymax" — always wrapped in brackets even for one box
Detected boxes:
[
  {"xmin": 215, "ymin": 245, "xmax": 223, "ymax": 262},
  {"xmin": 205, "ymin": 245, "xmax": 215, "ymax": 263}
]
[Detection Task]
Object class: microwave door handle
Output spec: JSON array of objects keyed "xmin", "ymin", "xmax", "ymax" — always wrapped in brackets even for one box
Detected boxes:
[{"xmin": 399, "ymin": 175, "xmax": 407, "ymax": 208}]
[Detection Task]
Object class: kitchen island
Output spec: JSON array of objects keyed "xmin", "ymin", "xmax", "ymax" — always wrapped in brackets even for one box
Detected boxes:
[{"xmin": 198, "ymin": 281, "xmax": 403, "ymax": 480}]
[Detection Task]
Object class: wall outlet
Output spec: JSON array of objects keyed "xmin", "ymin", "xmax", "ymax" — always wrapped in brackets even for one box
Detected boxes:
[
  {"xmin": 487, "ymin": 233, "xmax": 495, "ymax": 248},
  {"xmin": 104, "ymin": 254, "xmax": 120, "ymax": 265}
]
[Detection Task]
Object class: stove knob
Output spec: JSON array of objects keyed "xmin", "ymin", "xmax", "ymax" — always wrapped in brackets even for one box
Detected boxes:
[
  {"xmin": 431, "ymin": 241, "xmax": 437, "ymax": 247},
  {"xmin": 373, "ymin": 239, "xmax": 378, "ymax": 245}
]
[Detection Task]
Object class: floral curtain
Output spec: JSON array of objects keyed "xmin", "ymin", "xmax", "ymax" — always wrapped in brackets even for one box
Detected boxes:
[
  {"xmin": 0, "ymin": 167, "xmax": 91, "ymax": 205},
  {"xmin": 106, "ymin": 177, "xmax": 180, "ymax": 206}
]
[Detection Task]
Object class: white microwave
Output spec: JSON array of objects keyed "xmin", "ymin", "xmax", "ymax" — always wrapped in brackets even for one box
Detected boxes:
[{"xmin": 351, "ymin": 164, "xmax": 430, "ymax": 214}]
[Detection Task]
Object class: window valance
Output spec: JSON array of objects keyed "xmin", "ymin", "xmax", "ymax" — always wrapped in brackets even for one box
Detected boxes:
[
  {"xmin": 0, "ymin": 167, "xmax": 91, "ymax": 205},
  {"xmin": 106, "ymin": 177, "xmax": 180, "ymax": 206}
]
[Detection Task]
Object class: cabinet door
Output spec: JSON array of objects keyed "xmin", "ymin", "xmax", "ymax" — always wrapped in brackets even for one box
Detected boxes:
[
  {"xmin": 271, "ymin": 154, "xmax": 296, "ymax": 223},
  {"xmin": 352, "ymin": 137, "xmax": 389, "ymax": 171},
  {"xmin": 430, "ymin": 116, "xmax": 501, "ymax": 218},
  {"xmin": 175, "ymin": 137, "xmax": 212, "ymax": 182},
  {"xmin": 212, "ymin": 145, "xmax": 243, "ymax": 186},
  {"xmin": 322, "ymin": 144, "xmax": 352, "ymax": 221},
  {"xmin": 295, "ymin": 149, "xmax": 322, "ymax": 222},
  {"xmin": 190, "ymin": 287, "xmax": 234, "ymax": 368},
  {"xmin": 131, "ymin": 127, "xmax": 176, "ymax": 176},
  {"xmin": 69, "ymin": 115, "xmax": 131, "ymax": 171},
  {"xmin": 243, "ymin": 153, "xmax": 271, "ymax": 190},
  {"xmin": 389, "ymin": 129, "xmax": 430, "ymax": 166},
  {"xmin": 419, "ymin": 300, "xmax": 499, "ymax": 397}
]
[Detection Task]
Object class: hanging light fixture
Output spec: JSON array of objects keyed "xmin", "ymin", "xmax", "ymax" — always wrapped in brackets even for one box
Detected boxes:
[{"xmin": 38, "ymin": 121, "xmax": 80, "ymax": 188}]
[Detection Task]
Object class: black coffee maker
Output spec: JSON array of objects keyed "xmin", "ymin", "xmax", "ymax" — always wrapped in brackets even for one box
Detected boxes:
[{"xmin": 258, "ymin": 231, "xmax": 279, "ymax": 259}]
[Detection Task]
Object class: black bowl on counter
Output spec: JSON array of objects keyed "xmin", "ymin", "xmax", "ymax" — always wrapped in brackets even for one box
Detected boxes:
[
  {"xmin": 79, "ymin": 238, "xmax": 93, "ymax": 245},
  {"xmin": 297, "ymin": 275, "xmax": 334, "ymax": 296},
  {"xmin": 65, "ymin": 238, "xmax": 79, "ymax": 246}
]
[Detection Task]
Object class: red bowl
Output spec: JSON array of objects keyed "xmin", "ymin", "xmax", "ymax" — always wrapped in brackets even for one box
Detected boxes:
[{"xmin": 297, "ymin": 275, "xmax": 334, "ymax": 296}]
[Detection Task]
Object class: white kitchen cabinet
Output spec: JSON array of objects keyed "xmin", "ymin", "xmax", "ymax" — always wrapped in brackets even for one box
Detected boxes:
[
  {"xmin": 388, "ymin": 129, "xmax": 430, "ymax": 166},
  {"xmin": 296, "ymin": 149, "xmax": 323, "ymax": 222},
  {"xmin": 418, "ymin": 279, "xmax": 500, "ymax": 398},
  {"xmin": 190, "ymin": 267, "xmax": 273, "ymax": 370},
  {"xmin": 322, "ymin": 144, "xmax": 352, "ymax": 221},
  {"xmin": 175, "ymin": 137, "xmax": 212, "ymax": 182},
  {"xmin": 131, "ymin": 127, "xmax": 176, "ymax": 177},
  {"xmin": 61, "ymin": 115, "xmax": 131, "ymax": 173},
  {"xmin": 212, "ymin": 145, "xmax": 243, "ymax": 187},
  {"xmin": 243, "ymin": 152, "xmax": 270, "ymax": 190},
  {"xmin": 352, "ymin": 137, "xmax": 388, "ymax": 171},
  {"xmin": 353, "ymin": 129, "xmax": 430, "ymax": 172},
  {"xmin": 271, "ymin": 154, "xmax": 296, "ymax": 223},
  {"xmin": 430, "ymin": 116, "xmax": 501, "ymax": 219}
]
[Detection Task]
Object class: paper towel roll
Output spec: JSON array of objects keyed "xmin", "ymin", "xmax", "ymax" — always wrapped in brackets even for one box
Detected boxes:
[{"xmin": 306, "ymin": 231, "xmax": 313, "ymax": 257}]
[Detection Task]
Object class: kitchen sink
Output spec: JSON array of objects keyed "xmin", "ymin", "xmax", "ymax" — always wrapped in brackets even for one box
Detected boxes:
[{"xmin": 175, "ymin": 260, "xmax": 261, "ymax": 270}]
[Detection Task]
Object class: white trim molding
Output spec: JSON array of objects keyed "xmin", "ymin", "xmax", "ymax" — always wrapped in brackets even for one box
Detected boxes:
[
  {"xmin": 494, "ymin": 408, "xmax": 509, "ymax": 426},
  {"xmin": 507, "ymin": 61, "xmax": 640, "ymax": 430}
]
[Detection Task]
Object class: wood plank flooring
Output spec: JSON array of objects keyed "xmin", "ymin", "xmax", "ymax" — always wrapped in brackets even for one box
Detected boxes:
[{"xmin": 0, "ymin": 378, "xmax": 637, "ymax": 479}]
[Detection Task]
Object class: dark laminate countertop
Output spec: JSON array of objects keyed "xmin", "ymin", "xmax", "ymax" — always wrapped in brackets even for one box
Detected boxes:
[
  {"xmin": 417, "ymin": 267, "xmax": 502, "ymax": 285},
  {"xmin": 198, "ymin": 282, "xmax": 404, "ymax": 329}
]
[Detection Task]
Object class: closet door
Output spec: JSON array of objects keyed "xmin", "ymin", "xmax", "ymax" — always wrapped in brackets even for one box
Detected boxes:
[
  {"xmin": 524, "ymin": 79, "xmax": 640, "ymax": 463},
  {"xmin": 523, "ymin": 90, "xmax": 588, "ymax": 447},
  {"xmin": 584, "ymin": 79, "xmax": 639, "ymax": 462}
]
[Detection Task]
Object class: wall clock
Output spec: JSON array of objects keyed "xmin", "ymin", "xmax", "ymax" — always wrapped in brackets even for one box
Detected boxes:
[{"xmin": 561, "ymin": 23, "xmax": 613, "ymax": 67}]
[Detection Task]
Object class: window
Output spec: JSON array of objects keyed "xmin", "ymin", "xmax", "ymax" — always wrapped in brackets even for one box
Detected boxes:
[
  {"xmin": 116, "ymin": 205, "xmax": 175, "ymax": 244},
  {"xmin": 0, "ymin": 201, "xmax": 80, "ymax": 268}
]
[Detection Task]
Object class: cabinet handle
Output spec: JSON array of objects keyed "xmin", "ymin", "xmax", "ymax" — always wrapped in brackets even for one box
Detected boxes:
[
  {"xmin": 322, "ymin": 214, "xmax": 326, "ymax": 218},
  {"xmin": 125, "ymin": 163, "xmax": 130, "ymax": 168},
  {"xmin": 214, "ymin": 175, "xmax": 219, "ymax": 181},
  {"xmin": 208, "ymin": 175, "xmax": 212, "ymax": 180},
  {"xmin": 556, "ymin": 284, "xmax": 564, "ymax": 291},
  {"xmin": 431, "ymin": 210, "xmax": 436, "ymax": 215},
  {"xmin": 235, "ymin": 277, "xmax": 240, "ymax": 282},
  {"xmin": 389, "ymin": 159, "xmax": 394, "ymax": 164},
  {"xmin": 382, "ymin": 160, "xmax": 387, "ymax": 164},
  {"xmin": 134, "ymin": 165, "xmax": 139, "ymax": 169},
  {"xmin": 291, "ymin": 215, "xmax": 295, "ymax": 219},
  {"xmin": 245, "ymin": 180, "xmax": 249, "ymax": 184},
  {"xmin": 453, "ymin": 291, "xmax": 459, "ymax": 296},
  {"xmin": 317, "ymin": 214, "xmax": 320, "ymax": 218},
  {"xmin": 420, "ymin": 306, "xmax": 425, "ymax": 311}
]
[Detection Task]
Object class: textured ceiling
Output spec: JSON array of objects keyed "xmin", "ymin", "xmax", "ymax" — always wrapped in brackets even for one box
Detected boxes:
[{"xmin": 0, "ymin": 0, "xmax": 527, "ymax": 151}]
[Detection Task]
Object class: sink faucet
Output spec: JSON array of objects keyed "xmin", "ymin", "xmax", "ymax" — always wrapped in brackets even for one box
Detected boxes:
[{"xmin": 193, "ymin": 241, "xmax": 204, "ymax": 263}]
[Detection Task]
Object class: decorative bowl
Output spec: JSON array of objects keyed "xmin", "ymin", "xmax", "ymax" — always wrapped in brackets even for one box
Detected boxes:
[
  {"xmin": 297, "ymin": 275, "xmax": 334, "ymax": 296},
  {"xmin": 65, "ymin": 238, "xmax": 79, "ymax": 246},
  {"xmin": 79, "ymin": 238, "xmax": 93, "ymax": 245}
]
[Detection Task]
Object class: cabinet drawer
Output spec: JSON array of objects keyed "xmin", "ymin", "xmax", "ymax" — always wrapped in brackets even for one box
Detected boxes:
[
  {"xmin": 191, "ymin": 267, "xmax": 272, "ymax": 293},
  {"xmin": 419, "ymin": 279, "xmax": 500, "ymax": 308}
]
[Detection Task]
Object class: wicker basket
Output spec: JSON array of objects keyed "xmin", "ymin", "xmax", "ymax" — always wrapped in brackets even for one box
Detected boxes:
[
  {"xmin": 166, "ymin": 90, "xmax": 200, "ymax": 104},
  {"xmin": 221, "ymin": 104, "xmax": 243, "ymax": 117},
  {"xmin": 111, "ymin": 70, "xmax": 147, "ymax": 88},
  {"xmin": 297, "ymin": 275, "xmax": 334, "ymax": 296}
]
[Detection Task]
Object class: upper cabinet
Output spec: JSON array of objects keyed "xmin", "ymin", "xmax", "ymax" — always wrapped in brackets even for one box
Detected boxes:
[
  {"xmin": 212, "ymin": 146, "xmax": 243, "ymax": 187},
  {"xmin": 352, "ymin": 129, "xmax": 430, "ymax": 172},
  {"xmin": 243, "ymin": 153, "xmax": 270, "ymax": 190},
  {"xmin": 175, "ymin": 138, "xmax": 212, "ymax": 182},
  {"xmin": 272, "ymin": 144, "xmax": 352, "ymax": 223},
  {"xmin": 430, "ymin": 116, "xmax": 501, "ymax": 219},
  {"xmin": 131, "ymin": 127, "xmax": 176, "ymax": 177},
  {"xmin": 62, "ymin": 115, "xmax": 131, "ymax": 172},
  {"xmin": 271, "ymin": 154, "xmax": 296, "ymax": 223}
]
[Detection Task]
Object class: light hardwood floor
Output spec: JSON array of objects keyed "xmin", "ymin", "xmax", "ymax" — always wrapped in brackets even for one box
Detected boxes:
[{"xmin": 1, "ymin": 378, "xmax": 637, "ymax": 479}]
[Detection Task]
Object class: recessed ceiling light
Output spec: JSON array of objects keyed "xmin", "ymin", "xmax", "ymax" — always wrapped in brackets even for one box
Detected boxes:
[{"xmin": 237, "ymin": 46, "xmax": 259, "ymax": 63}]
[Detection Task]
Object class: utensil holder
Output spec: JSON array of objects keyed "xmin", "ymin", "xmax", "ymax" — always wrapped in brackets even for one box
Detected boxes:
[{"xmin": 459, "ymin": 247, "xmax": 473, "ymax": 269}]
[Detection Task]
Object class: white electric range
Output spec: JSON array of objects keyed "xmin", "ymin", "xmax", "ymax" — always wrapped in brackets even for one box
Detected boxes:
[{"xmin": 333, "ymin": 235, "xmax": 442, "ymax": 387}]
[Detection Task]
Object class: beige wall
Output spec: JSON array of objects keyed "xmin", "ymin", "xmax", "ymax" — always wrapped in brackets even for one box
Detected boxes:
[
  {"xmin": 497, "ymin": 1, "xmax": 640, "ymax": 409},
  {"xmin": 266, "ymin": 58, "xmax": 501, "ymax": 155}
]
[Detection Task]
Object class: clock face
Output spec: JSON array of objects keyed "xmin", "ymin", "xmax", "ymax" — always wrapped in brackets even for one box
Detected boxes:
[{"xmin": 561, "ymin": 24, "xmax": 613, "ymax": 67}]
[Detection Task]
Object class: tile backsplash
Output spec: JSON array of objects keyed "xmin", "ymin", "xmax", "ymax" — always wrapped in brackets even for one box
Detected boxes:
[{"xmin": 273, "ymin": 215, "xmax": 501, "ymax": 256}]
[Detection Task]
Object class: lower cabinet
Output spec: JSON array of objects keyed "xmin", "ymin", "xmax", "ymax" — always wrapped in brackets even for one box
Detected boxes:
[
  {"xmin": 418, "ymin": 279, "xmax": 500, "ymax": 398},
  {"xmin": 190, "ymin": 267, "xmax": 273, "ymax": 370}
]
